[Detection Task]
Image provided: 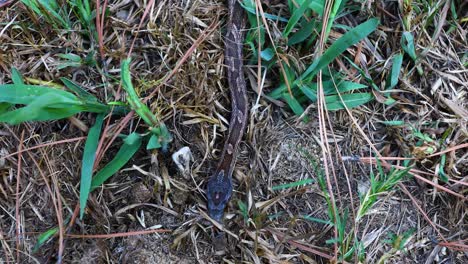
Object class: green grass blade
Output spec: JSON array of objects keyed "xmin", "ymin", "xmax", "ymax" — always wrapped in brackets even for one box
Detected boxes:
[
  {"xmin": 325, "ymin": 93, "xmax": 373, "ymax": 110},
  {"xmin": 401, "ymin": 32, "xmax": 417, "ymax": 61},
  {"xmin": 387, "ymin": 53, "xmax": 403, "ymax": 90},
  {"xmin": 298, "ymin": 83, "xmax": 318, "ymax": 102},
  {"xmin": 302, "ymin": 215, "xmax": 332, "ymax": 225},
  {"xmin": 11, "ymin": 68, "xmax": 24, "ymax": 84},
  {"xmin": 147, "ymin": 134, "xmax": 162, "ymax": 150},
  {"xmin": 288, "ymin": 18, "xmax": 318, "ymax": 46},
  {"xmin": 282, "ymin": 92, "xmax": 305, "ymax": 117},
  {"xmin": 90, "ymin": 133, "xmax": 142, "ymax": 190},
  {"xmin": 79, "ymin": 114, "xmax": 105, "ymax": 220},
  {"xmin": 121, "ymin": 58, "xmax": 159, "ymax": 126},
  {"xmin": 272, "ymin": 178, "xmax": 314, "ymax": 190},
  {"xmin": 0, "ymin": 93, "xmax": 83, "ymax": 124},
  {"xmin": 0, "ymin": 84, "xmax": 77, "ymax": 105},
  {"xmin": 302, "ymin": 18, "xmax": 379, "ymax": 81},
  {"xmin": 260, "ymin": 48, "xmax": 275, "ymax": 61},
  {"xmin": 307, "ymin": 0, "xmax": 324, "ymax": 15},
  {"xmin": 330, "ymin": 81, "xmax": 367, "ymax": 94},
  {"xmin": 60, "ymin": 77, "xmax": 97, "ymax": 102},
  {"xmin": 57, "ymin": 53, "xmax": 81, "ymax": 62},
  {"xmin": 323, "ymin": 0, "xmax": 343, "ymax": 40},
  {"xmin": 0, "ymin": 103, "xmax": 11, "ymax": 114},
  {"xmin": 121, "ymin": 58, "xmax": 172, "ymax": 149},
  {"xmin": 32, "ymin": 226, "xmax": 59, "ymax": 253},
  {"xmin": 283, "ymin": 0, "xmax": 311, "ymax": 38},
  {"xmin": 240, "ymin": 0, "xmax": 288, "ymax": 22},
  {"xmin": 379, "ymin": 120, "xmax": 405, "ymax": 126}
]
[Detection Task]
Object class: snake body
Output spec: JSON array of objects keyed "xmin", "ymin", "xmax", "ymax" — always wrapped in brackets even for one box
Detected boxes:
[{"xmin": 206, "ymin": 0, "xmax": 247, "ymax": 224}]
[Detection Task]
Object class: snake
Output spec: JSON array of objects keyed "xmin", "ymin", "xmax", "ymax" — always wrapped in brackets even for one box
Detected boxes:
[{"xmin": 206, "ymin": 0, "xmax": 247, "ymax": 225}]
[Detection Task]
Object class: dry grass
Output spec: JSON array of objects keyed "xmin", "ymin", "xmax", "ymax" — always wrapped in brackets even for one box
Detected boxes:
[{"xmin": 0, "ymin": 0, "xmax": 467, "ymax": 263}]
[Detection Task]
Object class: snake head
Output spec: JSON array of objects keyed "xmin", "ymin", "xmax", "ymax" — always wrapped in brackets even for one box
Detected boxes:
[{"xmin": 206, "ymin": 171, "xmax": 233, "ymax": 223}]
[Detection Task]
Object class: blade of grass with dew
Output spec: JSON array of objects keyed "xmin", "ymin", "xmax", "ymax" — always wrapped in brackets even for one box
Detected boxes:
[
  {"xmin": 272, "ymin": 178, "xmax": 314, "ymax": 190},
  {"xmin": 79, "ymin": 114, "xmax": 105, "ymax": 219},
  {"xmin": 90, "ymin": 132, "xmax": 142, "ymax": 190},
  {"xmin": 283, "ymin": 0, "xmax": 311, "ymax": 38}
]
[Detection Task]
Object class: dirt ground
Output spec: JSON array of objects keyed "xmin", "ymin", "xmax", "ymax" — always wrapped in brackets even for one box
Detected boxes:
[{"xmin": 1, "ymin": 0, "xmax": 467, "ymax": 263}]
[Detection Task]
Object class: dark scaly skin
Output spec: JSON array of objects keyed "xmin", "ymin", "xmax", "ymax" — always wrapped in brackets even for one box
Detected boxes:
[{"xmin": 206, "ymin": 0, "xmax": 247, "ymax": 224}]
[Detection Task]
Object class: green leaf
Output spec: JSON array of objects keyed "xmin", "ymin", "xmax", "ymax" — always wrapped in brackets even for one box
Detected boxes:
[
  {"xmin": 438, "ymin": 154, "xmax": 448, "ymax": 182},
  {"xmin": 90, "ymin": 133, "xmax": 142, "ymax": 190},
  {"xmin": 401, "ymin": 32, "xmax": 417, "ymax": 61},
  {"xmin": 288, "ymin": 18, "xmax": 318, "ymax": 46},
  {"xmin": 11, "ymin": 68, "xmax": 24, "ymax": 85},
  {"xmin": 237, "ymin": 200, "xmax": 248, "ymax": 222},
  {"xmin": 57, "ymin": 62, "xmax": 82, "ymax": 70},
  {"xmin": 325, "ymin": 93, "xmax": 373, "ymax": 110},
  {"xmin": 0, "ymin": 103, "xmax": 11, "ymax": 114},
  {"xmin": 0, "ymin": 84, "xmax": 77, "ymax": 105},
  {"xmin": 60, "ymin": 77, "xmax": 97, "ymax": 102},
  {"xmin": 283, "ymin": 0, "xmax": 311, "ymax": 38},
  {"xmin": 146, "ymin": 134, "xmax": 162, "ymax": 150},
  {"xmin": 260, "ymin": 48, "xmax": 275, "ymax": 61},
  {"xmin": 302, "ymin": 18, "xmax": 380, "ymax": 81},
  {"xmin": 379, "ymin": 120, "xmax": 405, "ymax": 126},
  {"xmin": 0, "ymin": 93, "xmax": 83, "ymax": 124},
  {"xmin": 33, "ymin": 226, "xmax": 59, "ymax": 253},
  {"xmin": 323, "ymin": 0, "xmax": 343, "ymax": 40},
  {"xmin": 282, "ymin": 92, "xmax": 305, "ymax": 117},
  {"xmin": 298, "ymin": 83, "xmax": 318, "ymax": 102},
  {"xmin": 240, "ymin": 0, "xmax": 288, "ymax": 22},
  {"xmin": 79, "ymin": 114, "xmax": 105, "ymax": 220},
  {"xmin": 330, "ymin": 81, "xmax": 367, "ymax": 94},
  {"xmin": 272, "ymin": 178, "xmax": 314, "ymax": 190},
  {"xmin": 387, "ymin": 53, "xmax": 403, "ymax": 90},
  {"xmin": 302, "ymin": 215, "xmax": 332, "ymax": 225},
  {"xmin": 57, "ymin": 53, "xmax": 82, "ymax": 62},
  {"xmin": 298, "ymin": 81, "xmax": 367, "ymax": 102},
  {"xmin": 412, "ymin": 130, "xmax": 434, "ymax": 143}
]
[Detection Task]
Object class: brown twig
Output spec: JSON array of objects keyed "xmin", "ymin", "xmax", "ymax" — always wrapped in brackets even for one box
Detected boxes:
[{"xmin": 15, "ymin": 130, "xmax": 25, "ymax": 263}]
